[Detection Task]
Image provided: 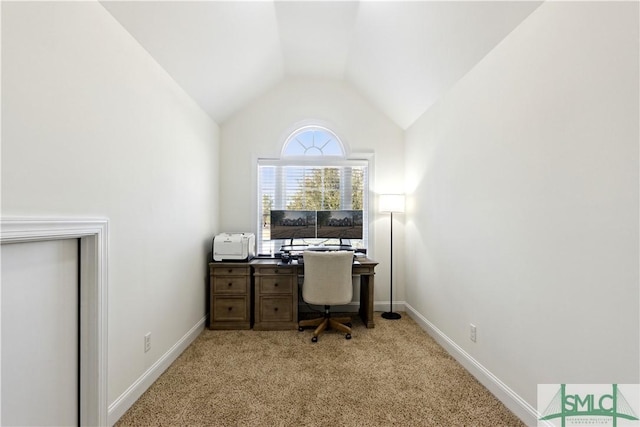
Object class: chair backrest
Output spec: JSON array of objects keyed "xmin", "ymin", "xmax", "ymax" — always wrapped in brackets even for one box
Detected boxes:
[{"xmin": 302, "ymin": 250, "xmax": 354, "ymax": 306}]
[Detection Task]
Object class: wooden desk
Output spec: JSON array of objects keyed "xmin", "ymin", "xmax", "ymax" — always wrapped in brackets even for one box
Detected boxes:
[{"xmin": 208, "ymin": 257, "xmax": 378, "ymax": 331}]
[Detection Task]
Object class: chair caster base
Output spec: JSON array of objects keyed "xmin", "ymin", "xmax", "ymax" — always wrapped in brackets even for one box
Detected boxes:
[{"xmin": 345, "ymin": 334, "xmax": 351, "ymax": 340}]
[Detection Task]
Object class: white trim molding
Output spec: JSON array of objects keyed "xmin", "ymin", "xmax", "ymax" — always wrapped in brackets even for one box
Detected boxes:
[
  {"xmin": 404, "ymin": 303, "xmax": 539, "ymax": 426},
  {"xmin": 1, "ymin": 218, "xmax": 109, "ymax": 426}
]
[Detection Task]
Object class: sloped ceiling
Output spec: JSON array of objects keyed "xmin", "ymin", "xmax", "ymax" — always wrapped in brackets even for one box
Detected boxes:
[{"xmin": 101, "ymin": 1, "xmax": 542, "ymax": 129}]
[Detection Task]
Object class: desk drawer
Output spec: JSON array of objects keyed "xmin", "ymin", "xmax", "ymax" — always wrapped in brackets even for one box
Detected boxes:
[
  {"xmin": 212, "ymin": 296, "xmax": 249, "ymax": 322},
  {"xmin": 211, "ymin": 265, "xmax": 250, "ymax": 276},
  {"xmin": 259, "ymin": 276, "xmax": 293, "ymax": 294},
  {"xmin": 254, "ymin": 267, "xmax": 294, "ymax": 276},
  {"xmin": 259, "ymin": 296, "xmax": 293, "ymax": 322},
  {"xmin": 213, "ymin": 277, "xmax": 248, "ymax": 294}
]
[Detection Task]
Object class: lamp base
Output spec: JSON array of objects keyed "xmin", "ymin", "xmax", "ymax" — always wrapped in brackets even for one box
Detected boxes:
[{"xmin": 381, "ymin": 312, "xmax": 402, "ymax": 320}]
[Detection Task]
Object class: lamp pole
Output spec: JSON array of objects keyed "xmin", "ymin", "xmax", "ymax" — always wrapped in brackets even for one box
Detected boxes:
[{"xmin": 382, "ymin": 209, "xmax": 401, "ymax": 320}]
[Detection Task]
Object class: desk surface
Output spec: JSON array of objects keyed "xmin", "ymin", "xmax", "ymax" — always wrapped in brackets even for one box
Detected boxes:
[{"xmin": 250, "ymin": 256, "xmax": 378, "ymax": 268}]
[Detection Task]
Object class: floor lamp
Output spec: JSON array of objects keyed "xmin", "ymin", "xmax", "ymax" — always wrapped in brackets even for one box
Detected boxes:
[{"xmin": 379, "ymin": 194, "xmax": 405, "ymax": 320}]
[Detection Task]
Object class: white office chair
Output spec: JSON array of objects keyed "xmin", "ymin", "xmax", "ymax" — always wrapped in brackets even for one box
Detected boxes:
[{"xmin": 298, "ymin": 250, "xmax": 354, "ymax": 342}]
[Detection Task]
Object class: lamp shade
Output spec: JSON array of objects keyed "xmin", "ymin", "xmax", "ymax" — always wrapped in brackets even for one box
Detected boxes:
[{"xmin": 379, "ymin": 194, "xmax": 405, "ymax": 213}]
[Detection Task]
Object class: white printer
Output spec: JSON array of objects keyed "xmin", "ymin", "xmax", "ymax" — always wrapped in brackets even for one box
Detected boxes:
[{"xmin": 212, "ymin": 232, "xmax": 255, "ymax": 262}]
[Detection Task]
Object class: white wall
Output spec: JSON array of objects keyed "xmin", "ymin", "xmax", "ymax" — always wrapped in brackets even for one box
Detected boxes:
[
  {"xmin": 1, "ymin": 0, "xmax": 219, "ymax": 415},
  {"xmin": 220, "ymin": 77, "xmax": 405, "ymax": 304},
  {"xmin": 405, "ymin": 0, "xmax": 639, "ymax": 419}
]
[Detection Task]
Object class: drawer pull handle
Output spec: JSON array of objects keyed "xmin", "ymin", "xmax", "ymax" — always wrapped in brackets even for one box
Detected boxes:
[
  {"xmin": 228, "ymin": 282, "xmax": 233, "ymax": 287},
  {"xmin": 228, "ymin": 269, "xmax": 232, "ymax": 273},
  {"xmin": 274, "ymin": 269, "xmax": 278, "ymax": 273},
  {"xmin": 274, "ymin": 307, "xmax": 278, "ymax": 311},
  {"xmin": 274, "ymin": 283, "xmax": 278, "ymax": 287},
  {"xmin": 228, "ymin": 307, "xmax": 233, "ymax": 311}
]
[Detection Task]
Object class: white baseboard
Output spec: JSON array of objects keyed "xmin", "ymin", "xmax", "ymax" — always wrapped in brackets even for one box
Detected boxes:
[
  {"xmin": 107, "ymin": 316, "xmax": 206, "ymax": 426},
  {"xmin": 404, "ymin": 304, "xmax": 539, "ymax": 426}
]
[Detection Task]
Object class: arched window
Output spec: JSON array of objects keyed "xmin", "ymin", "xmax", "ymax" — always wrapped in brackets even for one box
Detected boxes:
[
  {"xmin": 282, "ymin": 126, "xmax": 345, "ymax": 157},
  {"xmin": 257, "ymin": 125, "xmax": 369, "ymax": 253}
]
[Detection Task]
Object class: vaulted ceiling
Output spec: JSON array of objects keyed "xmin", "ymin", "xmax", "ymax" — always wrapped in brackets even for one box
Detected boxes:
[{"xmin": 101, "ymin": 1, "xmax": 542, "ymax": 129}]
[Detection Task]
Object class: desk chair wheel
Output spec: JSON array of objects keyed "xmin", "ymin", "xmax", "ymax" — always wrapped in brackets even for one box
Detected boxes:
[
  {"xmin": 298, "ymin": 326, "xmax": 304, "ymax": 332},
  {"xmin": 311, "ymin": 336, "xmax": 318, "ymax": 343},
  {"xmin": 345, "ymin": 333, "xmax": 352, "ymax": 340}
]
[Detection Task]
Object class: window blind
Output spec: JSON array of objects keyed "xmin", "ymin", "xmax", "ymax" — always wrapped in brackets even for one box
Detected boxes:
[{"xmin": 257, "ymin": 159, "xmax": 369, "ymax": 253}]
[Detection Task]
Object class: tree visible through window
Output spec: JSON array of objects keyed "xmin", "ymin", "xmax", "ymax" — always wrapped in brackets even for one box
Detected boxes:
[
  {"xmin": 285, "ymin": 168, "xmax": 363, "ymax": 210},
  {"xmin": 257, "ymin": 126, "xmax": 368, "ymax": 253}
]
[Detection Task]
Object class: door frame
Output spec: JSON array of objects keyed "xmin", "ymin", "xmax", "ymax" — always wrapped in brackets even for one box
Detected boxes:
[{"xmin": 1, "ymin": 218, "xmax": 108, "ymax": 426}]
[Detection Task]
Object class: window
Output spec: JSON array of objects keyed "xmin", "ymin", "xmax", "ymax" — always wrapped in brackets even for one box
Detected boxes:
[
  {"xmin": 281, "ymin": 126, "xmax": 344, "ymax": 157},
  {"xmin": 257, "ymin": 126, "xmax": 369, "ymax": 253}
]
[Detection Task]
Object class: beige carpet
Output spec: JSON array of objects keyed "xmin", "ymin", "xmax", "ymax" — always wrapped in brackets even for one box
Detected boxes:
[{"xmin": 116, "ymin": 313, "xmax": 524, "ymax": 426}]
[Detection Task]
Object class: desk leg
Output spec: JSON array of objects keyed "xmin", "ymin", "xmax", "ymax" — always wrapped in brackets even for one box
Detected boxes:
[{"xmin": 359, "ymin": 274, "xmax": 375, "ymax": 328}]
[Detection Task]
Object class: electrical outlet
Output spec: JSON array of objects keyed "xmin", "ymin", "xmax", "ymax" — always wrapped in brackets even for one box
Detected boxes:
[
  {"xmin": 144, "ymin": 332, "xmax": 151, "ymax": 353},
  {"xmin": 470, "ymin": 324, "xmax": 477, "ymax": 342}
]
